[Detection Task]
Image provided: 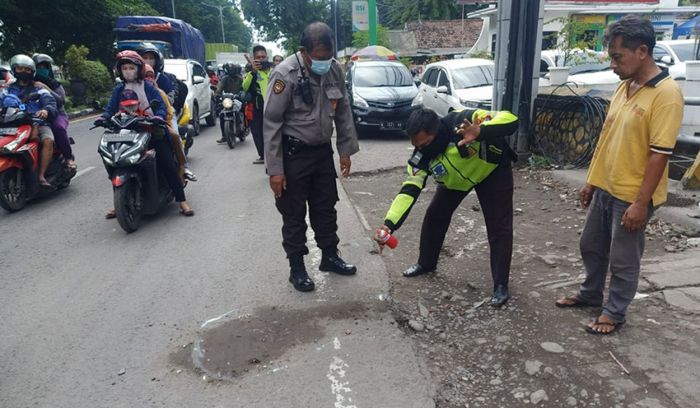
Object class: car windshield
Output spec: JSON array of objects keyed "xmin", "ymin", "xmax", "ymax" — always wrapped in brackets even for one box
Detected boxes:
[
  {"xmin": 354, "ymin": 65, "xmax": 413, "ymax": 87},
  {"xmin": 165, "ymin": 64, "xmax": 188, "ymax": 81},
  {"xmin": 670, "ymin": 43, "xmax": 697, "ymax": 61},
  {"xmin": 452, "ymin": 65, "xmax": 494, "ymax": 89}
]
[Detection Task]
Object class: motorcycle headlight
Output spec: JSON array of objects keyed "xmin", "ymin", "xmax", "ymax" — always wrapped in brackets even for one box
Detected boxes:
[
  {"xmin": 352, "ymin": 92, "xmax": 369, "ymax": 109},
  {"xmin": 222, "ymin": 98, "xmax": 234, "ymax": 109}
]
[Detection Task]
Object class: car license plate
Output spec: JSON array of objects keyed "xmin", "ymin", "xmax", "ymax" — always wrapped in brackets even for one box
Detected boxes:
[
  {"xmin": 0, "ymin": 127, "xmax": 19, "ymax": 135},
  {"xmin": 103, "ymin": 133, "xmax": 137, "ymax": 143},
  {"xmin": 381, "ymin": 122, "xmax": 400, "ymax": 129}
]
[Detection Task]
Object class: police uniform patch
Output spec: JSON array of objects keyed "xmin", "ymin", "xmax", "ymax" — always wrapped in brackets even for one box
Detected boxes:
[
  {"xmin": 431, "ymin": 163, "xmax": 448, "ymax": 178},
  {"xmin": 273, "ymin": 79, "xmax": 286, "ymax": 94}
]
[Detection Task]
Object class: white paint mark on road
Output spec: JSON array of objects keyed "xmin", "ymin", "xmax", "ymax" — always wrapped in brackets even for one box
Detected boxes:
[
  {"xmin": 334, "ymin": 337, "xmax": 341, "ymax": 350},
  {"xmin": 352, "ymin": 204, "xmax": 372, "ymax": 232},
  {"xmin": 327, "ymin": 356, "xmax": 357, "ymax": 408},
  {"xmin": 305, "ymin": 215, "xmax": 327, "ymax": 290},
  {"xmin": 73, "ymin": 166, "xmax": 95, "ymax": 179},
  {"xmin": 200, "ymin": 308, "xmax": 238, "ymax": 329}
]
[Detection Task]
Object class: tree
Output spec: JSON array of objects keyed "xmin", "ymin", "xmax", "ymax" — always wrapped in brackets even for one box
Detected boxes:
[
  {"xmin": 145, "ymin": 0, "xmax": 252, "ymax": 52},
  {"xmin": 352, "ymin": 24, "xmax": 389, "ymax": 48},
  {"xmin": 241, "ymin": 0, "xmax": 330, "ymax": 52}
]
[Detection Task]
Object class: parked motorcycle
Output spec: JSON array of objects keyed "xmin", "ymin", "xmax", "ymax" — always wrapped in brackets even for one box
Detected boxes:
[
  {"xmin": 218, "ymin": 92, "xmax": 248, "ymax": 149},
  {"xmin": 94, "ymin": 102, "xmax": 184, "ymax": 233},
  {"xmin": 0, "ymin": 100, "xmax": 75, "ymax": 212}
]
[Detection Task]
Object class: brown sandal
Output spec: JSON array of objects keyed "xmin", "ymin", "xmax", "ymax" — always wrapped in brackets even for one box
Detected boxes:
[
  {"xmin": 585, "ymin": 318, "xmax": 625, "ymax": 335},
  {"xmin": 555, "ymin": 294, "xmax": 601, "ymax": 308}
]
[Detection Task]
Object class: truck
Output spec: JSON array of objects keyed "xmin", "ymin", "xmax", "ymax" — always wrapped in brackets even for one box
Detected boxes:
[{"xmin": 114, "ymin": 16, "xmax": 206, "ymax": 66}]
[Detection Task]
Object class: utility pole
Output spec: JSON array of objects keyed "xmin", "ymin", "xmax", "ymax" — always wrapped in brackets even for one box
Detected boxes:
[
  {"xmin": 202, "ymin": 3, "xmax": 227, "ymax": 43},
  {"xmin": 171, "ymin": 0, "xmax": 176, "ymax": 18},
  {"xmin": 332, "ymin": 0, "xmax": 339, "ymax": 57},
  {"xmin": 368, "ymin": 0, "xmax": 377, "ymax": 45}
]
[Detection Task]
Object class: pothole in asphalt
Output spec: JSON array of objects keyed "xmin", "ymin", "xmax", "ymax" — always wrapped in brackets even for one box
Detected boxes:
[{"xmin": 171, "ymin": 300, "xmax": 389, "ymax": 381}]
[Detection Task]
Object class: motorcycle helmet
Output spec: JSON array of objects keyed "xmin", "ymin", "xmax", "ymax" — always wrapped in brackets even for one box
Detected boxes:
[
  {"xmin": 137, "ymin": 42, "xmax": 164, "ymax": 72},
  {"xmin": 114, "ymin": 50, "xmax": 145, "ymax": 81},
  {"xmin": 10, "ymin": 54, "xmax": 36, "ymax": 78},
  {"xmin": 224, "ymin": 63, "xmax": 242, "ymax": 77},
  {"xmin": 32, "ymin": 53, "xmax": 55, "ymax": 79},
  {"xmin": 118, "ymin": 88, "xmax": 141, "ymax": 114}
]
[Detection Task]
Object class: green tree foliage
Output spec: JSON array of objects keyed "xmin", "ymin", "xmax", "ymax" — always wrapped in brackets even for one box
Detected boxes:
[
  {"xmin": 380, "ymin": 0, "xmax": 464, "ymax": 28},
  {"xmin": 145, "ymin": 0, "xmax": 252, "ymax": 52},
  {"xmin": 352, "ymin": 24, "xmax": 390, "ymax": 48},
  {"xmin": 64, "ymin": 45, "xmax": 113, "ymax": 101},
  {"xmin": 241, "ymin": 0, "xmax": 330, "ymax": 52},
  {"xmin": 0, "ymin": 0, "xmax": 144, "ymax": 65}
]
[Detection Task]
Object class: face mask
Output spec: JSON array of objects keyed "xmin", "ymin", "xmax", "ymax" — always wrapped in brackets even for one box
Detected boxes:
[
  {"xmin": 15, "ymin": 71, "xmax": 34, "ymax": 82},
  {"xmin": 310, "ymin": 58, "xmax": 332, "ymax": 75},
  {"xmin": 122, "ymin": 70, "xmax": 137, "ymax": 82},
  {"xmin": 416, "ymin": 132, "xmax": 450, "ymax": 163},
  {"xmin": 36, "ymin": 68, "xmax": 51, "ymax": 78}
]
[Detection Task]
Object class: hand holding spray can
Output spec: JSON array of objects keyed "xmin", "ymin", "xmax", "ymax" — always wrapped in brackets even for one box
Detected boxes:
[{"xmin": 376, "ymin": 228, "xmax": 398, "ymax": 249}]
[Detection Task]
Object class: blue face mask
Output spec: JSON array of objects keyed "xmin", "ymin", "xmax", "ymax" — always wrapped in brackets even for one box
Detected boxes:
[
  {"xmin": 36, "ymin": 68, "xmax": 51, "ymax": 78},
  {"xmin": 310, "ymin": 58, "xmax": 332, "ymax": 76}
]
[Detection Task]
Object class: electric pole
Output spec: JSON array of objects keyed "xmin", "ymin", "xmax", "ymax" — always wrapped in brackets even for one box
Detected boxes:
[{"xmin": 202, "ymin": 3, "xmax": 227, "ymax": 43}]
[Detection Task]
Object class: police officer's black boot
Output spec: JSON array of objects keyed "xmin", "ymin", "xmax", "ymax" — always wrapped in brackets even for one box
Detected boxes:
[
  {"xmin": 288, "ymin": 255, "xmax": 315, "ymax": 292},
  {"xmin": 319, "ymin": 247, "xmax": 357, "ymax": 276},
  {"xmin": 489, "ymin": 284, "xmax": 510, "ymax": 308}
]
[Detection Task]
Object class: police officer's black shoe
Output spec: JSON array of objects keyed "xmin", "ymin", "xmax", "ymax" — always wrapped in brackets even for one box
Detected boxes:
[
  {"xmin": 319, "ymin": 254, "xmax": 357, "ymax": 276},
  {"xmin": 289, "ymin": 273, "xmax": 315, "ymax": 292},
  {"xmin": 402, "ymin": 264, "xmax": 435, "ymax": 278},
  {"xmin": 489, "ymin": 285, "xmax": 510, "ymax": 308},
  {"xmin": 216, "ymin": 138, "xmax": 226, "ymax": 144}
]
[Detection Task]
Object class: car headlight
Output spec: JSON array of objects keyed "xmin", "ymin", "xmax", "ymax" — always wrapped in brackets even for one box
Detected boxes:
[
  {"xmin": 222, "ymin": 98, "xmax": 234, "ymax": 109},
  {"xmin": 352, "ymin": 92, "xmax": 369, "ymax": 109}
]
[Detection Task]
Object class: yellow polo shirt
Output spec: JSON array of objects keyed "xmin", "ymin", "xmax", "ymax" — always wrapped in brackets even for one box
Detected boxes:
[{"xmin": 586, "ymin": 70, "xmax": 683, "ymax": 206}]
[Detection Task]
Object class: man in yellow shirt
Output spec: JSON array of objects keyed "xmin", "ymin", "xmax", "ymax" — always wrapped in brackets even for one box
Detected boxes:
[
  {"xmin": 555, "ymin": 15, "xmax": 684, "ymax": 334},
  {"xmin": 243, "ymin": 45, "xmax": 272, "ymax": 164}
]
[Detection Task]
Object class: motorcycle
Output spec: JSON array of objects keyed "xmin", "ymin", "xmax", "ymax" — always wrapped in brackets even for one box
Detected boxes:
[
  {"xmin": 218, "ymin": 92, "xmax": 248, "ymax": 149},
  {"xmin": 176, "ymin": 104, "xmax": 195, "ymax": 156},
  {"xmin": 0, "ymin": 98, "xmax": 75, "ymax": 212},
  {"xmin": 94, "ymin": 101, "xmax": 184, "ymax": 233}
]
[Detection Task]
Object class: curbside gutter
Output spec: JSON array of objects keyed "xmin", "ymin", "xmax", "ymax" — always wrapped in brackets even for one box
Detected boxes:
[{"xmin": 67, "ymin": 108, "xmax": 97, "ymax": 120}]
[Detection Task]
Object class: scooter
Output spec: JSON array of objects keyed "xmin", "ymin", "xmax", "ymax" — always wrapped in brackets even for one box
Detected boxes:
[
  {"xmin": 0, "ymin": 100, "xmax": 75, "ymax": 212},
  {"xmin": 219, "ymin": 92, "xmax": 247, "ymax": 149},
  {"xmin": 94, "ymin": 101, "xmax": 184, "ymax": 233}
]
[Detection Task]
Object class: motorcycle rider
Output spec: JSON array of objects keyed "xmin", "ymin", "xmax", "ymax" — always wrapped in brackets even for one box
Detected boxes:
[
  {"xmin": 0, "ymin": 65, "xmax": 13, "ymax": 89},
  {"xmin": 7, "ymin": 54, "xmax": 58, "ymax": 188},
  {"xmin": 215, "ymin": 62, "xmax": 244, "ymax": 144},
  {"xmin": 98, "ymin": 51, "xmax": 194, "ymax": 218},
  {"xmin": 32, "ymin": 53, "xmax": 76, "ymax": 171},
  {"xmin": 137, "ymin": 43, "xmax": 175, "ymax": 104}
]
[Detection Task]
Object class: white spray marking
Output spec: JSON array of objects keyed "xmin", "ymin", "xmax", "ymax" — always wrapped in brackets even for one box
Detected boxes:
[
  {"xmin": 327, "ymin": 356, "xmax": 357, "ymax": 408},
  {"xmin": 352, "ymin": 203, "xmax": 372, "ymax": 232},
  {"xmin": 334, "ymin": 337, "xmax": 341, "ymax": 350},
  {"xmin": 73, "ymin": 166, "xmax": 95, "ymax": 179},
  {"xmin": 353, "ymin": 191, "xmax": 374, "ymax": 196},
  {"xmin": 200, "ymin": 309, "xmax": 238, "ymax": 329}
]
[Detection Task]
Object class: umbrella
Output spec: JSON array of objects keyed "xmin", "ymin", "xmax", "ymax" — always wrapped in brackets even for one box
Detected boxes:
[{"xmin": 351, "ymin": 45, "xmax": 398, "ymax": 61}]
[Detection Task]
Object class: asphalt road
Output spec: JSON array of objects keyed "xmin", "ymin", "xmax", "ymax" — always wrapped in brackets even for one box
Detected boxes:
[{"xmin": 0, "ymin": 119, "xmax": 433, "ymax": 407}]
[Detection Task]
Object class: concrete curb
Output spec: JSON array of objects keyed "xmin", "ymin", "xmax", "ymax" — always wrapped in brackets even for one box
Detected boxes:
[{"xmin": 67, "ymin": 108, "xmax": 97, "ymax": 120}]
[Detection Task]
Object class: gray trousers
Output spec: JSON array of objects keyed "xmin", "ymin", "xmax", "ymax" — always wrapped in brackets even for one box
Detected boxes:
[{"xmin": 577, "ymin": 189, "xmax": 653, "ymax": 322}]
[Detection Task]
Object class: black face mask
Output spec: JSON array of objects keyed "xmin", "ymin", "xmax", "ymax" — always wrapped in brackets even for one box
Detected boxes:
[
  {"xmin": 409, "ymin": 131, "xmax": 451, "ymax": 169},
  {"xmin": 15, "ymin": 72, "xmax": 34, "ymax": 82}
]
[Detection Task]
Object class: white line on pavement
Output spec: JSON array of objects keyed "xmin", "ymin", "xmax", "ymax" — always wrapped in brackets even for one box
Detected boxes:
[{"xmin": 73, "ymin": 166, "xmax": 96, "ymax": 179}]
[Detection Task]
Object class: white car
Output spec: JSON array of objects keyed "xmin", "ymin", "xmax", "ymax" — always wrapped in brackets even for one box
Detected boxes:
[
  {"xmin": 654, "ymin": 39, "xmax": 696, "ymax": 80},
  {"xmin": 163, "ymin": 59, "xmax": 215, "ymax": 135},
  {"xmin": 413, "ymin": 58, "xmax": 494, "ymax": 117},
  {"xmin": 539, "ymin": 49, "xmax": 619, "ymax": 89}
]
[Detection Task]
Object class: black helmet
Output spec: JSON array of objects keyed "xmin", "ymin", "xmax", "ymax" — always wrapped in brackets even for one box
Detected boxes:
[
  {"xmin": 224, "ymin": 62, "xmax": 241, "ymax": 76},
  {"xmin": 137, "ymin": 42, "xmax": 164, "ymax": 72}
]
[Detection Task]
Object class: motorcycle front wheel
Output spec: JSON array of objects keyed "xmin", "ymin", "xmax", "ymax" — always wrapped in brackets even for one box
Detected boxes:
[
  {"xmin": 0, "ymin": 167, "xmax": 27, "ymax": 212},
  {"xmin": 226, "ymin": 120, "xmax": 236, "ymax": 149},
  {"xmin": 114, "ymin": 178, "xmax": 142, "ymax": 233}
]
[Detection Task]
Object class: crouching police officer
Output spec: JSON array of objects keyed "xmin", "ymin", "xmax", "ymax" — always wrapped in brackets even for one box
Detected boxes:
[
  {"xmin": 263, "ymin": 22, "xmax": 360, "ymax": 292},
  {"xmin": 374, "ymin": 107, "xmax": 518, "ymax": 307}
]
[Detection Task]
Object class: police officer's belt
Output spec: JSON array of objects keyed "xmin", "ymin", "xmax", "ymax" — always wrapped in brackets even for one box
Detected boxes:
[{"xmin": 283, "ymin": 135, "xmax": 330, "ymax": 156}]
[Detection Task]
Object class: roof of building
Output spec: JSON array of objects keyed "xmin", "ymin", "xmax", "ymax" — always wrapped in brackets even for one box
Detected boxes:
[{"xmin": 387, "ymin": 19, "xmax": 484, "ymax": 57}]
